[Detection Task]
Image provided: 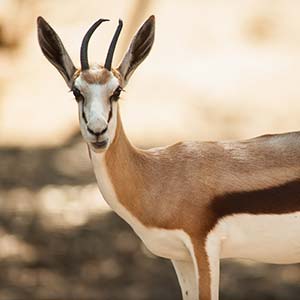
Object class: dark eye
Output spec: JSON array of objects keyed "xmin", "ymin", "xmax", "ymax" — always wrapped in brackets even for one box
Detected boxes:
[
  {"xmin": 110, "ymin": 86, "xmax": 122, "ymax": 101},
  {"xmin": 72, "ymin": 87, "xmax": 83, "ymax": 102}
]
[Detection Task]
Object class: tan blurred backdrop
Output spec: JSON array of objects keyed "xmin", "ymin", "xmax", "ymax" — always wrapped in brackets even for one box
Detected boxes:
[{"xmin": 0, "ymin": 1, "xmax": 299, "ymax": 299}]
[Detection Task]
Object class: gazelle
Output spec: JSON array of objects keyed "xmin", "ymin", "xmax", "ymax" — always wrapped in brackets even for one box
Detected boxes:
[{"xmin": 37, "ymin": 15, "xmax": 300, "ymax": 300}]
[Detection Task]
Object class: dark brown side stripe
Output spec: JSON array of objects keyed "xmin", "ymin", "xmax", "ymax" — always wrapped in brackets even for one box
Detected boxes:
[{"xmin": 211, "ymin": 179, "xmax": 300, "ymax": 218}]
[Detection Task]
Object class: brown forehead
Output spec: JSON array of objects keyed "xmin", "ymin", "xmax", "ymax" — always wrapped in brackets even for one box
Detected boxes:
[{"xmin": 74, "ymin": 67, "xmax": 123, "ymax": 86}]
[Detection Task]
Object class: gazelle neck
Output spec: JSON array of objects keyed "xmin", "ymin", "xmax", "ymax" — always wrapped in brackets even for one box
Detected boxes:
[
  {"xmin": 89, "ymin": 106, "xmax": 142, "ymax": 211},
  {"xmin": 90, "ymin": 104, "xmax": 137, "ymax": 161},
  {"xmin": 106, "ymin": 106, "xmax": 137, "ymax": 162}
]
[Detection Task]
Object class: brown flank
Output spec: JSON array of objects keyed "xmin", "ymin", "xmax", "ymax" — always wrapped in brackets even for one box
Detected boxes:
[
  {"xmin": 103, "ymin": 111, "xmax": 300, "ymax": 300},
  {"xmin": 211, "ymin": 179, "xmax": 300, "ymax": 218}
]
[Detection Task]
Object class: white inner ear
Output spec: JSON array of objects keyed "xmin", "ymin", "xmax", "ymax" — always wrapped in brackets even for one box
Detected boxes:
[{"xmin": 118, "ymin": 51, "xmax": 132, "ymax": 83}]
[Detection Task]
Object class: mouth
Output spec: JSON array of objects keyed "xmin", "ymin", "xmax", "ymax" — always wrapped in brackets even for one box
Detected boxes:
[{"xmin": 91, "ymin": 139, "xmax": 108, "ymax": 150}]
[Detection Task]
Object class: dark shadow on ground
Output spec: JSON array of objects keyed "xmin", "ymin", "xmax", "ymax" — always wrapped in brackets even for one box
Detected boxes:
[
  {"xmin": 0, "ymin": 210, "xmax": 179, "ymax": 300},
  {"xmin": 0, "ymin": 135, "xmax": 299, "ymax": 300},
  {"xmin": 0, "ymin": 133, "xmax": 95, "ymax": 190},
  {"xmin": 0, "ymin": 209, "xmax": 299, "ymax": 300}
]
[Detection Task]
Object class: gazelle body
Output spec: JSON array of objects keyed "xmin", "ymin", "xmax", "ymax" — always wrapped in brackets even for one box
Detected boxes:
[{"xmin": 38, "ymin": 15, "xmax": 300, "ymax": 300}]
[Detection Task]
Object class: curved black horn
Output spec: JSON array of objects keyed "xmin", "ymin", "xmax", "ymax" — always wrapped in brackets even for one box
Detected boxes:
[
  {"xmin": 80, "ymin": 18, "xmax": 109, "ymax": 71},
  {"xmin": 104, "ymin": 19, "xmax": 123, "ymax": 71}
]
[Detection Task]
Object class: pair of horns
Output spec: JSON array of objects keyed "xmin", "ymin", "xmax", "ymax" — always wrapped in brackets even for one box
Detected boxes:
[{"xmin": 80, "ymin": 18, "xmax": 123, "ymax": 71}]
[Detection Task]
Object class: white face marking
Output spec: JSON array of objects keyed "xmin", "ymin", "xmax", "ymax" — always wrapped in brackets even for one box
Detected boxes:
[{"xmin": 74, "ymin": 68, "xmax": 120, "ymax": 152}]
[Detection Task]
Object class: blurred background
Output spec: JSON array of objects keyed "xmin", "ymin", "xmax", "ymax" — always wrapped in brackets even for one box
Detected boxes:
[{"xmin": 0, "ymin": 0, "xmax": 299, "ymax": 299}]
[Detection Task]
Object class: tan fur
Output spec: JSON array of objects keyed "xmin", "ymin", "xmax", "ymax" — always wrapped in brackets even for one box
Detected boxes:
[
  {"xmin": 38, "ymin": 14, "xmax": 300, "ymax": 300},
  {"xmin": 103, "ymin": 111, "xmax": 300, "ymax": 299},
  {"xmin": 110, "ymin": 68, "xmax": 123, "ymax": 86},
  {"xmin": 73, "ymin": 69, "xmax": 81, "ymax": 80},
  {"xmin": 81, "ymin": 68, "xmax": 112, "ymax": 84},
  {"xmin": 75, "ymin": 67, "xmax": 124, "ymax": 86},
  {"xmin": 105, "ymin": 114, "xmax": 300, "ymax": 233},
  {"xmin": 105, "ymin": 112, "xmax": 214, "ymax": 298}
]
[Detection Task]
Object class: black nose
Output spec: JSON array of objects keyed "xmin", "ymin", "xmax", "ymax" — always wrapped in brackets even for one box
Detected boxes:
[{"xmin": 87, "ymin": 126, "xmax": 108, "ymax": 137}]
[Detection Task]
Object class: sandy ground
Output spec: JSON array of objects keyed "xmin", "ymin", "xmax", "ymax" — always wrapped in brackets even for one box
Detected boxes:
[{"xmin": 0, "ymin": 1, "xmax": 299, "ymax": 299}]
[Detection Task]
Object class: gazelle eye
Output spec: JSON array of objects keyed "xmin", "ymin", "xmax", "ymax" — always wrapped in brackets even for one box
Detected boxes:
[
  {"xmin": 110, "ymin": 86, "xmax": 122, "ymax": 101},
  {"xmin": 72, "ymin": 87, "xmax": 83, "ymax": 102}
]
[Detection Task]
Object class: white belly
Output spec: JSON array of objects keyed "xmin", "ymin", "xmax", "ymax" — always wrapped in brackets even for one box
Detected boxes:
[{"xmin": 212, "ymin": 213, "xmax": 300, "ymax": 264}]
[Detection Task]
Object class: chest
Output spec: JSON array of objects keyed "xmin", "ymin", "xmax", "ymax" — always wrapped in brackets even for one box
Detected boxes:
[
  {"xmin": 91, "ymin": 153, "xmax": 191, "ymax": 260},
  {"xmin": 91, "ymin": 153, "xmax": 300, "ymax": 264}
]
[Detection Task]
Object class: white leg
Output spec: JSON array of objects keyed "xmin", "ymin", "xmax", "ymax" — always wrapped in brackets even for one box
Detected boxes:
[
  {"xmin": 205, "ymin": 254, "xmax": 220, "ymax": 300},
  {"xmin": 172, "ymin": 259, "xmax": 198, "ymax": 300},
  {"xmin": 204, "ymin": 234, "xmax": 221, "ymax": 300}
]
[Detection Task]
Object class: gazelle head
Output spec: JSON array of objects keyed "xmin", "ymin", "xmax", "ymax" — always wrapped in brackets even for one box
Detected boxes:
[{"xmin": 37, "ymin": 16, "xmax": 155, "ymax": 152}]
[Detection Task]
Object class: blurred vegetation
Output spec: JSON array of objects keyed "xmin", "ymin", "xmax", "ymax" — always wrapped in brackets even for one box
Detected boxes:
[
  {"xmin": 0, "ymin": 137, "xmax": 299, "ymax": 300},
  {"xmin": 0, "ymin": 0, "xmax": 299, "ymax": 299}
]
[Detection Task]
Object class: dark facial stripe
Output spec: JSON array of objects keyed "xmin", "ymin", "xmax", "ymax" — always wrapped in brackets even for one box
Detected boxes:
[
  {"xmin": 210, "ymin": 179, "xmax": 300, "ymax": 218},
  {"xmin": 82, "ymin": 106, "xmax": 88, "ymax": 124},
  {"xmin": 107, "ymin": 99, "xmax": 113, "ymax": 124}
]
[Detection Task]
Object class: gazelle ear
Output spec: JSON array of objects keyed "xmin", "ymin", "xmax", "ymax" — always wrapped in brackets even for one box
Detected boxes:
[
  {"xmin": 37, "ymin": 16, "xmax": 76, "ymax": 89},
  {"xmin": 117, "ymin": 15, "xmax": 155, "ymax": 86}
]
